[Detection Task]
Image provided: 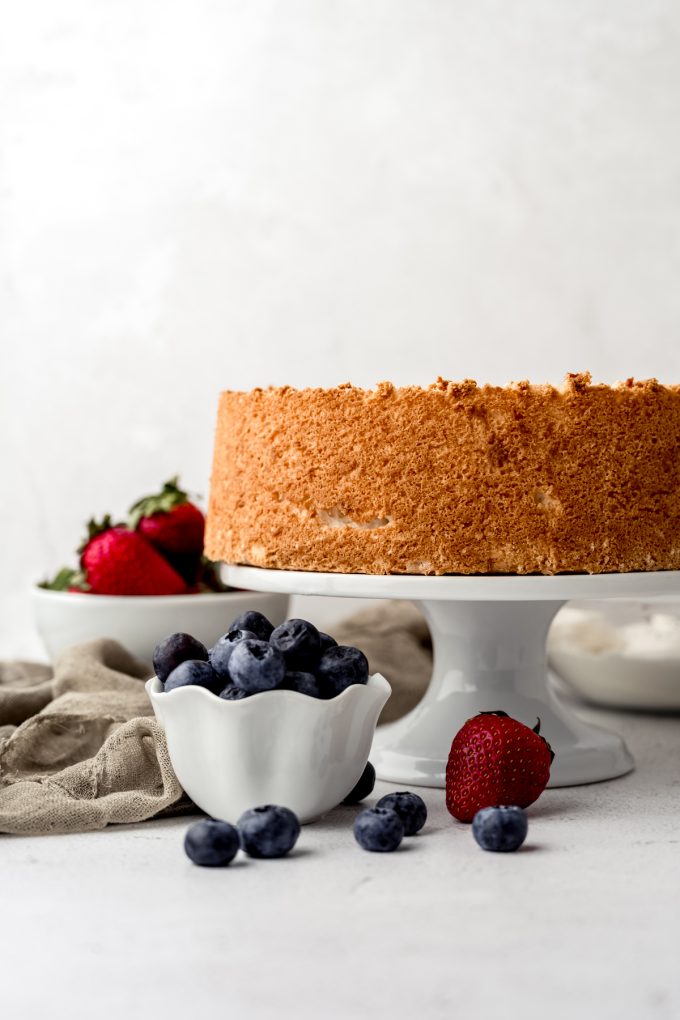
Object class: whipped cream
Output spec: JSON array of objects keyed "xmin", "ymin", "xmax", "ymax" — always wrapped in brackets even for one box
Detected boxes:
[
  {"xmin": 550, "ymin": 606, "xmax": 680, "ymax": 660},
  {"xmin": 548, "ymin": 602, "xmax": 680, "ymax": 709}
]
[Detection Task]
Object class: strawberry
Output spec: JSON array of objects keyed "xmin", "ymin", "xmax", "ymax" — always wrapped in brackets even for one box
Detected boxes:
[
  {"xmin": 79, "ymin": 517, "xmax": 189, "ymax": 596},
  {"xmin": 128, "ymin": 477, "xmax": 205, "ymax": 584},
  {"xmin": 445, "ymin": 711, "xmax": 553, "ymax": 823},
  {"xmin": 129, "ymin": 477, "xmax": 205, "ymax": 555}
]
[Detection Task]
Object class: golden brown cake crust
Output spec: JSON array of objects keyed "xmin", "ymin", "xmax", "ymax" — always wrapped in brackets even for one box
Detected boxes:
[{"xmin": 205, "ymin": 374, "xmax": 680, "ymax": 575}]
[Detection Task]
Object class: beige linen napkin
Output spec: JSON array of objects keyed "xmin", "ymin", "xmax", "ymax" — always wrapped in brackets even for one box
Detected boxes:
[
  {"xmin": 334, "ymin": 601, "xmax": 432, "ymax": 723},
  {"xmin": 0, "ymin": 603, "xmax": 431, "ymax": 835}
]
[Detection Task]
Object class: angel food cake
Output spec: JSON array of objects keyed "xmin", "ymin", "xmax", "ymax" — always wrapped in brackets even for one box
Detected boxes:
[{"xmin": 205, "ymin": 374, "xmax": 680, "ymax": 576}]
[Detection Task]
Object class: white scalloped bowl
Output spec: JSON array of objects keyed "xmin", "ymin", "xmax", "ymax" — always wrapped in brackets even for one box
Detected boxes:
[{"xmin": 146, "ymin": 673, "xmax": 391, "ymax": 823}]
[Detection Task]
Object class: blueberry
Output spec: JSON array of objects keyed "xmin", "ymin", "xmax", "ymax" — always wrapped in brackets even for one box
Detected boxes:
[
  {"xmin": 282, "ymin": 671, "xmax": 321, "ymax": 698},
  {"xmin": 353, "ymin": 807, "xmax": 404, "ymax": 852},
  {"xmin": 376, "ymin": 791, "xmax": 427, "ymax": 835},
  {"xmin": 184, "ymin": 819, "xmax": 240, "ymax": 867},
  {"xmin": 153, "ymin": 632, "xmax": 208, "ymax": 683},
  {"xmin": 343, "ymin": 762, "xmax": 376, "ymax": 804},
  {"xmin": 318, "ymin": 631, "xmax": 338, "ymax": 654},
  {"xmin": 218, "ymin": 684, "xmax": 251, "ymax": 701},
  {"xmin": 472, "ymin": 806, "xmax": 528, "ymax": 853},
  {"xmin": 237, "ymin": 805, "xmax": 301, "ymax": 858},
  {"xmin": 270, "ymin": 618, "xmax": 321, "ymax": 671},
  {"xmin": 227, "ymin": 610, "xmax": 274, "ymax": 642},
  {"xmin": 228, "ymin": 638, "xmax": 285, "ymax": 693},
  {"xmin": 317, "ymin": 645, "xmax": 369, "ymax": 698},
  {"xmin": 209, "ymin": 628, "xmax": 257, "ymax": 680},
  {"xmin": 164, "ymin": 659, "xmax": 219, "ymax": 693}
]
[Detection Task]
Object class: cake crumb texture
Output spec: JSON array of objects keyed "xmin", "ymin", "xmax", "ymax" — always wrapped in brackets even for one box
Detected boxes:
[{"xmin": 205, "ymin": 375, "xmax": 680, "ymax": 575}]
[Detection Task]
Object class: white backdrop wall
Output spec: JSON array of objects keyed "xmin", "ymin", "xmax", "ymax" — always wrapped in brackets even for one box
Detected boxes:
[{"xmin": 2, "ymin": 1, "xmax": 680, "ymax": 656}]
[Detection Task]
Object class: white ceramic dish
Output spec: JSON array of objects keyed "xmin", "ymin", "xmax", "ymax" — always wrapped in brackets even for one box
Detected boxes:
[
  {"xmin": 32, "ymin": 588, "xmax": 289, "ymax": 664},
  {"xmin": 548, "ymin": 601, "xmax": 680, "ymax": 710},
  {"xmin": 146, "ymin": 673, "xmax": 391, "ymax": 823}
]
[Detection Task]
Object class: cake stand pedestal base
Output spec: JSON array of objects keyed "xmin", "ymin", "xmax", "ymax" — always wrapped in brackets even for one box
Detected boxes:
[
  {"xmin": 224, "ymin": 567, "xmax": 680, "ymax": 788},
  {"xmin": 372, "ymin": 599, "xmax": 631, "ymax": 787}
]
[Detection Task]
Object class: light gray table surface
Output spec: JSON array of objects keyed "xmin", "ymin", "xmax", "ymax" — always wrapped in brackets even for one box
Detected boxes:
[{"xmin": 2, "ymin": 698, "xmax": 679, "ymax": 1020}]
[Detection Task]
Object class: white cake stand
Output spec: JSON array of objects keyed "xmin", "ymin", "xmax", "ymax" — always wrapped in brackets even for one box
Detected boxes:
[{"xmin": 224, "ymin": 566, "xmax": 680, "ymax": 788}]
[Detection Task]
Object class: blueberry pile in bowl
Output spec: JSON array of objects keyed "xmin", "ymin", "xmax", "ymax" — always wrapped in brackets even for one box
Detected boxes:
[{"xmin": 153, "ymin": 610, "xmax": 370, "ymax": 701}]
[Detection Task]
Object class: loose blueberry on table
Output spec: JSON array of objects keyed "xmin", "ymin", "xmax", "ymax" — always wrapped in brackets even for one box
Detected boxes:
[
  {"xmin": 184, "ymin": 819, "xmax": 240, "ymax": 867},
  {"xmin": 238, "ymin": 805, "xmax": 301, "ymax": 858},
  {"xmin": 154, "ymin": 613, "xmax": 372, "ymax": 700},
  {"xmin": 376, "ymin": 791, "xmax": 427, "ymax": 836},
  {"xmin": 471, "ymin": 805, "xmax": 528, "ymax": 853},
  {"xmin": 353, "ymin": 806, "xmax": 404, "ymax": 853},
  {"xmin": 342, "ymin": 761, "xmax": 376, "ymax": 804}
]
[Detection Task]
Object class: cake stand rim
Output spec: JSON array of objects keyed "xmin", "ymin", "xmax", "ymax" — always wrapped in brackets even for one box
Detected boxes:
[{"xmin": 223, "ymin": 565, "xmax": 680, "ymax": 601}]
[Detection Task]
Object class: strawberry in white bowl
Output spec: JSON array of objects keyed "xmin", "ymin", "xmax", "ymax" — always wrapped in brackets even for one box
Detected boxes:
[
  {"xmin": 33, "ymin": 478, "xmax": 288, "ymax": 663},
  {"xmin": 43, "ymin": 478, "xmax": 218, "ymax": 597},
  {"xmin": 129, "ymin": 477, "xmax": 208, "ymax": 589}
]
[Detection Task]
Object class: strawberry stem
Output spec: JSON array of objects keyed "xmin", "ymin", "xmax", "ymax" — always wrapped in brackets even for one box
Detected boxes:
[
  {"xmin": 128, "ymin": 477, "xmax": 192, "ymax": 530},
  {"xmin": 77, "ymin": 516, "xmax": 117, "ymax": 557},
  {"xmin": 39, "ymin": 566, "xmax": 90, "ymax": 592},
  {"xmin": 531, "ymin": 718, "xmax": 556, "ymax": 762},
  {"xmin": 479, "ymin": 711, "xmax": 555, "ymax": 764}
]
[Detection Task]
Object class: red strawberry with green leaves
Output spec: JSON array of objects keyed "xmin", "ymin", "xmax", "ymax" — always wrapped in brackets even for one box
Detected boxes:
[
  {"xmin": 446, "ymin": 711, "xmax": 553, "ymax": 823},
  {"xmin": 39, "ymin": 566, "xmax": 88, "ymax": 592},
  {"xmin": 79, "ymin": 517, "xmax": 189, "ymax": 596},
  {"xmin": 128, "ymin": 477, "xmax": 205, "ymax": 584}
]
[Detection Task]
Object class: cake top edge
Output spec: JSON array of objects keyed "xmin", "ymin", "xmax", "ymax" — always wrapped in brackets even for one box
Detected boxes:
[{"xmin": 219, "ymin": 373, "xmax": 678, "ymax": 399}]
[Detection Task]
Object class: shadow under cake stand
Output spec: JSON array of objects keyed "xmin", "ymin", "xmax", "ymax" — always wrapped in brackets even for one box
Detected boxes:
[{"xmin": 223, "ymin": 566, "xmax": 680, "ymax": 788}]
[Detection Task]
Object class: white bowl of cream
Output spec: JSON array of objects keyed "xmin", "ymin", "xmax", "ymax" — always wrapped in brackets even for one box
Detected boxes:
[{"xmin": 548, "ymin": 601, "xmax": 680, "ymax": 710}]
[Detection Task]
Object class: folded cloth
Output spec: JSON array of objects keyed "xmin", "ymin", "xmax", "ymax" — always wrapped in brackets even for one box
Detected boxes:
[
  {"xmin": 0, "ymin": 639, "xmax": 186, "ymax": 835},
  {"xmin": 334, "ymin": 601, "xmax": 432, "ymax": 723},
  {"xmin": 0, "ymin": 659, "xmax": 53, "ymax": 727},
  {"xmin": 0, "ymin": 604, "xmax": 431, "ymax": 835}
]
